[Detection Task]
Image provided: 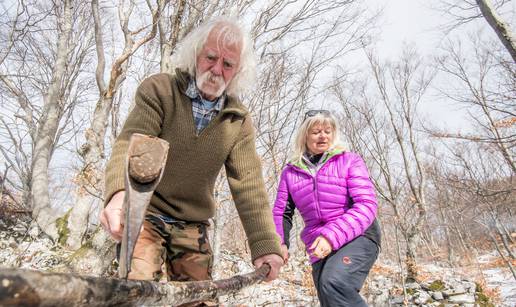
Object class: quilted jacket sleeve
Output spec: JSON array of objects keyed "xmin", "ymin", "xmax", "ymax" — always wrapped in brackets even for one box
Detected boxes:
[
  {"xmin": 319, "ymin": 153, "xmax": 378, "ymax": 250},
  {"xmin": 272, "ymin": 168, "xmax": 290, "ymax": 244}
]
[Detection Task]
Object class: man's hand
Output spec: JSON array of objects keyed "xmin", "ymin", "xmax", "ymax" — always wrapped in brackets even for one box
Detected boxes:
[
  {"xmin": 309, "ymin": 235, "xmax": 332, "ymax": 259},
  {"xmin": 99, "ymin": 191, "xmax": 125, "ymax": 242},
  {"xmin": 253, "ymin": 253, "xmax": 284, "ymax": 282},
  {"xmin": 281, "ymin": 244, "xmax": 289, "ymax": 265}
]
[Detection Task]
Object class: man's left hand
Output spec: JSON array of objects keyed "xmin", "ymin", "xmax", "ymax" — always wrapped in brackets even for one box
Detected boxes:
[{"xmin": 253, "ymin": 253, "xmax": 284, "ymax": 282}]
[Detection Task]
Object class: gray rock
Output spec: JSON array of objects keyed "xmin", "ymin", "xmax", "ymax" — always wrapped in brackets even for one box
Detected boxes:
[
  {"xmin": 462, "ymin": 281, "xmax": 476, "ymax": 293},
  {"xmin": 443, "ymin": 286, "xmax": 466, "ymax": 297},
  {"xmin": 447, "ymin": 293, "xmax": 475, "ymax": 304},
  {"xmin": 431, "ymin": 291, "xmax": 444, "ymax": 300},
  {"xmin": 369, "ymin": 291, "xmax": 389, "ymax": 306},
  {"xmin": 406, "ymin": 282, "xmax": 422, "ymax": 290},
  {"xmin": 414, "ymin": 291, "xmax": 431, "ymax": 304},
  {"xmin": 390, "ymin": 296, "xmax": 406, "ymax": 305}
]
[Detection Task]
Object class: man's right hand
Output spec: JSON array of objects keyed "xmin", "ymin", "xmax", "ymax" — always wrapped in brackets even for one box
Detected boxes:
[{"xmin": 99, "ymin": 190, "xmax": 125, "ymax": 242}]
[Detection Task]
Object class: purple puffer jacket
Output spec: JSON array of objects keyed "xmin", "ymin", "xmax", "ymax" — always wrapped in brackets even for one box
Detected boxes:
[{"xmin": 272, "ymin": 151, "xmax": 377, "ymax": 263}]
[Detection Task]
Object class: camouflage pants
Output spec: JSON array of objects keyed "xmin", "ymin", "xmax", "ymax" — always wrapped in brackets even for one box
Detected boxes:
[{"xmin": 125, "ymin": 212, "xmax": 215, "ymax": 306}]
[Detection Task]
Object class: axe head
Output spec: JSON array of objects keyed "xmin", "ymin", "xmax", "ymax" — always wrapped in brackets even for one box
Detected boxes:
[{"xmin": 118, "ymin": 133, "xmax": 169, "ymax": 279}]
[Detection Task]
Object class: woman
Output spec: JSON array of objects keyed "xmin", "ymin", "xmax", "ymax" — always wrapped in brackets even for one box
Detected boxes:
[{"xmin": 273, "ymin": 110, "xmax": 381, "ymax": 307}]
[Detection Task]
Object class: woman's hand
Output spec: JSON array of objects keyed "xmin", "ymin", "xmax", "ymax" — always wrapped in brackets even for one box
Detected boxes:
[{"xmin": 309, "ymin": 235, "xmax": 332, "ymax": 259}]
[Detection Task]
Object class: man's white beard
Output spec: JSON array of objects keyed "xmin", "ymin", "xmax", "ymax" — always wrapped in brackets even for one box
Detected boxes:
[{"xmin": 196, "ymin": 71, "xmax": 226, "ymax": 99}]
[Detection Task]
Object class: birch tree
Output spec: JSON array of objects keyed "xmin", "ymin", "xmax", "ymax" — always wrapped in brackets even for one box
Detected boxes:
[
  {"xmin": 0, "ymin": 0, "xmax": 95, "ymax": 240},
  {"xmin": 66, "ymin": 0, "xmax": 162, "ymax": 250}
]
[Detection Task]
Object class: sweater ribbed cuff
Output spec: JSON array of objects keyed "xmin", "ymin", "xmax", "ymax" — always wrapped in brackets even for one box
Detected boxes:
[
  {"xmin": 249, "ymin": 239, "xmax": 282, "ymax": 262},
  {"xmin": 104, "ymin": 174, "xmax": 125, "ymax": 207}
]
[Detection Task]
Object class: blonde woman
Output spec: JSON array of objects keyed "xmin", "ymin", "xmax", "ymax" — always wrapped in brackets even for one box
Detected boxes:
[{"xmin": 273, "ymin": 110, "xmax": 381, "ymax": 307}]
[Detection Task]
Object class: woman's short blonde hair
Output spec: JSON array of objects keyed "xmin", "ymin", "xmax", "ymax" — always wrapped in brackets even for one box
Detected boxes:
[{"xmin": 290, "ymin": 112, "xmax": 345, "ymax": 165}]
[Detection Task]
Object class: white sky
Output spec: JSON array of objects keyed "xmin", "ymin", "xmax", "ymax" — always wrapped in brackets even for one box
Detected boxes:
[
  {"xmin": 358, "ymin": 0, "xmax": 514, "ymax": 131},
  {"xmin": 373, "ymin": 0, "xmax": 444, "ymax": 58},
  {"xmin": 356, "ymin": 0, "xmax": 476, "ymax": 131}
]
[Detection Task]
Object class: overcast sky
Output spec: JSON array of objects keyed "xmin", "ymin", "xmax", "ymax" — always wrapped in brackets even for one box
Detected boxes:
[
  {"xmin": 370, "ymin": 0, "xmax": 445, "ymax": 58},
  {"xmin": 360, "ymin": 0, "xmax": 476, "ymax": 131},
  {"xmin": 360, "ymin": 0, "xmax": 515, "ymax": 131}
]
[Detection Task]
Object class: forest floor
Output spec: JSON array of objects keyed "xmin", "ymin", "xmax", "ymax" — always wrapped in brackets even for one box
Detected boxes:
[{"xmin": 0, "ymin": 221, "xmax": 514, "ymax": 306}]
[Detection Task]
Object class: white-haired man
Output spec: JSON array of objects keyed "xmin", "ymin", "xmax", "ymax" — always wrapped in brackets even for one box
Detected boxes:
[{"xmin": 100, "ymin": 16, "xmax": 284, "ymax": 300}]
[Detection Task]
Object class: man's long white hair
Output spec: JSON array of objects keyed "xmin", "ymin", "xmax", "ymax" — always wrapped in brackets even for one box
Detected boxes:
[{"xmin": 172, "ymin": 16, "xmax": 257, "ymax": 97}]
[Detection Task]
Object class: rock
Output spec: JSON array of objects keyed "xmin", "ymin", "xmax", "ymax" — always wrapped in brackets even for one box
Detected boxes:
[
  {"xmin": 389, "ymin": 296, "xmax": 406, "ymax": 305},
  {"xmin": 443, "ymin": 286, "xmax": 466, "ymax": 297},
  {"xmin": 413, "ymin": 290, "xmax": 431, "ymax": 304},
  {"xmin": 8, "ymin": 237, "xmax": 17, "ymax": 249},
  {"xmin": 370, "ymin": 291, "xmax": 389, "ymax": 306},
  {"xmin": 406, "ymin": 282, "xmax": 422, "ymax": 290},
  {"xmin": 431, "ymin": 291, "xmax": 444, "ymax": 300},
  {"xmin": 447, "ymin": 293, "xmax": 475, "ymax": 304},
  {"xmin": 462, "ymin": 281, "xmax": 476, "ymax": 293}
]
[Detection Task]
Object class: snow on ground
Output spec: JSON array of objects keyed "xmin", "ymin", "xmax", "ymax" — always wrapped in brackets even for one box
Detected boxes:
[{"xmin": 476, "ymin": 251, "xmax": 516, "ymax": 307}]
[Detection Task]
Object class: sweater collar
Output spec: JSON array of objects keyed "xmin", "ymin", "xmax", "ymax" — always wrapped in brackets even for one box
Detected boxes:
[{"xmin": 175, "ymin": 68, "xmax": 248, "ymax": 118}]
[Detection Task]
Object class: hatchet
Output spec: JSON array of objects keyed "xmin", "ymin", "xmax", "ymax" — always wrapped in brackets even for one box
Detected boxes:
[{"xmin": 118, "ymin": 133, "xmax": 169, "ymax": 279}]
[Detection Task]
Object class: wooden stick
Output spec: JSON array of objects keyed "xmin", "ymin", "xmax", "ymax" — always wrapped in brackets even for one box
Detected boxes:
[{"xmin": 0, "ymin": 264, "xmax": 270, "ymax": 306}]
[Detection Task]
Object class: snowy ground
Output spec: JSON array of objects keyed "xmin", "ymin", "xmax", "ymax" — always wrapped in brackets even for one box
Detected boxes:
[{"xmin": 477, "ymin": 252, "xmax": 516, "ymax": 307}]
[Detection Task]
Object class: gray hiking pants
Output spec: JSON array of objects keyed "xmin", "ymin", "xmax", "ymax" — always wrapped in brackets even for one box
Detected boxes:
[{"xmin": 312, "ymin": 235, "xmax": 379, "ymax": 307}]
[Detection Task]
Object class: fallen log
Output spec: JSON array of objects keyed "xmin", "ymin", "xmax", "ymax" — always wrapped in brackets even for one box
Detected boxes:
[{"xmin": 0, "ymin": 264, "xmax": 270, "ymax": 306}]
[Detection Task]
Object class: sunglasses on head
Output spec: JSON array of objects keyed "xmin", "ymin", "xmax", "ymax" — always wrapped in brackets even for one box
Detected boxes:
[{"xmin": 303, "ymin": 109, "xmax": 331, "ymax": 121}]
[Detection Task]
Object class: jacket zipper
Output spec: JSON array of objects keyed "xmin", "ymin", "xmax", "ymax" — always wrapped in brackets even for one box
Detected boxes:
[
  {"xmin": 289, "ymin": 153, "xmax": 344, "ymax": 223},
  {"xmin": 313, "ymin": 174, "xmax": 321, "ymax": 221}
]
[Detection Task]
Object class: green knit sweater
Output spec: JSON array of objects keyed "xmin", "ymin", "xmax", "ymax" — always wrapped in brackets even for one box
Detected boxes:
[{"xmin": 104, "ymin": 70, "xmax": 281, "ymax": 261}]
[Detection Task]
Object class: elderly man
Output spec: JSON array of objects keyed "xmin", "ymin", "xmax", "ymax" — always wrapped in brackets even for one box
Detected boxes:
[{"xmin": 100, "ymin": 16, "xmax": 283, "ymax": 291}]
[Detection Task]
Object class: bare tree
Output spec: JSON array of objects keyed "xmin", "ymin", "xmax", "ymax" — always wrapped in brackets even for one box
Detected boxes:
[
  {"xmin": 0, "ymin": 0, "xmax": 95, "ymax": 240},
  {"xmin": 65, "ymin": 0, "xmax": 162, "ymax": 250},
  {"xmin": 426, "ymin": 31, "xmax": 515, "ymax": 275},
  {"xmin": 333, "ymin": 47, "xmax": 436, "ymax": 281},
  {"xmin": 435, "ymin": 0, "xmax": 516, "ymax": 62},
  {"xmin": 433, "ymin": 36, "xmax": 515, "ymax": 174}
]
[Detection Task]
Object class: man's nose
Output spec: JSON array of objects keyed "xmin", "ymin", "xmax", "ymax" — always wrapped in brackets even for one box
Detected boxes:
[{"xmin": 210, "ymin": 60, "xmax": 223, "ymax": 76}]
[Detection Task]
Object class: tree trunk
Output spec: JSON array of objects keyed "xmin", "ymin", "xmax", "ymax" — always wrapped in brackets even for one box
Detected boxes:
[
  {"xmin": 160, "ymin": 0, "xmax": 186, "ymax": 73},
  {"xmin": 66, "ymin": 96, "xmax": 114, "ymax": 249},
  {"xmin": 65, "ymin": 0, "xmax": 160, "ymax": 250},
  {"xmin": 405, "ymin": 231, "xmax": 420, "ymax": 282},
  {"xmin": 475, "ymin": 0, "xmax": 516, "ymax": 62},
  {"xmin": 486, "ymin": 226, "xmax": 516, "ymax": 280},
  {"xmin": 30, "ymin": 0, "xmax": 73, "ymax": 241},
  {"xmin": 212, "ymin": 205, "xmax": 222, "ymax": 271}
]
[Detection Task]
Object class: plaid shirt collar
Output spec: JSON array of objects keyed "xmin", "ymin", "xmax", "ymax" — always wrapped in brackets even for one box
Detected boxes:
[
  {"xmin": 186, "ymin": 79, "xmax": 225, "ymax": 134},
  {"xmin": 185, "ymin": 79, "xmax": 225, "ymax": 112}
]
